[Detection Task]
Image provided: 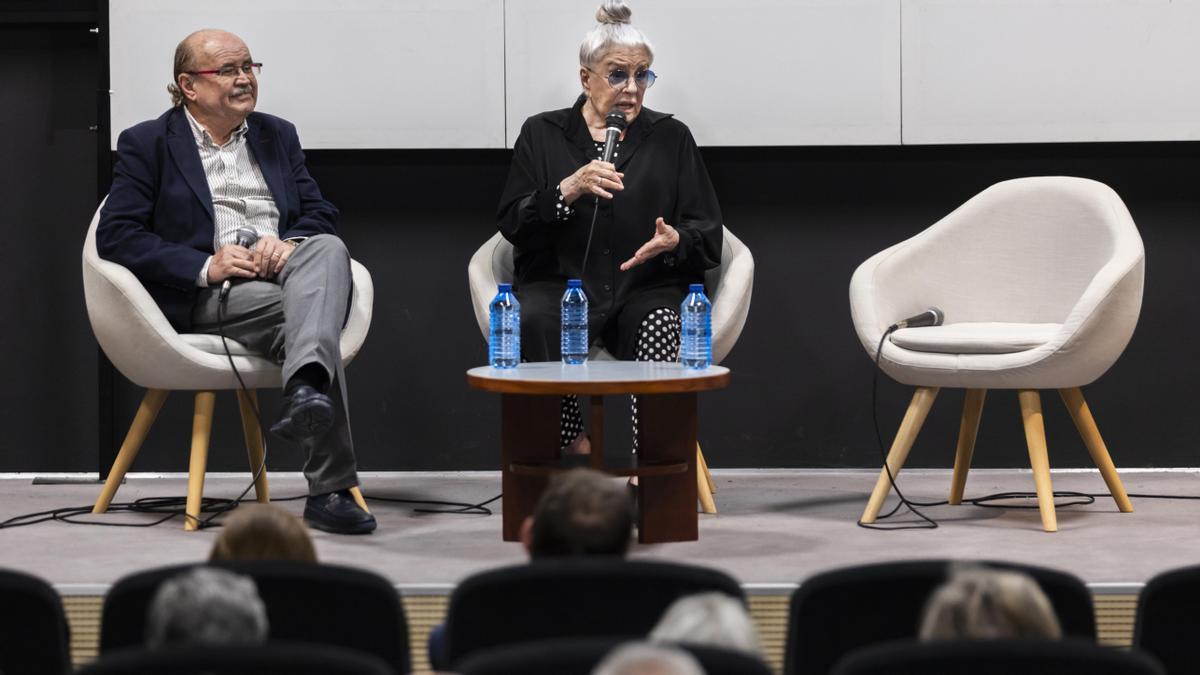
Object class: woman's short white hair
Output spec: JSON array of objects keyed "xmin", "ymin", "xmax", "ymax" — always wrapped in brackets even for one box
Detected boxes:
[
  {"xmin": 649, "ymin": 592, "xmax": 762, "ymax": 655},
  {"xmin": 579, "ymin": 0, "xmax": 654, "ymax": 69},
  {"xmin": 145, "ymin": 567, "xmax": 268, "ymax": 649}
]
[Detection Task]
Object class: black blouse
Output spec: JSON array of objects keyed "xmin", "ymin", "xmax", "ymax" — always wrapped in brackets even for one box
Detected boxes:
[{"xmin": 496, "ymin": 96, "xmax": 723, "ymax": 318}]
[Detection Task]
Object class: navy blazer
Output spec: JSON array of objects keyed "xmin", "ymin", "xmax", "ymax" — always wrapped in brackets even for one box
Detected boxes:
[{"xmin": 97, "ymin": 106, "xmax": 338, "ymax": 331}]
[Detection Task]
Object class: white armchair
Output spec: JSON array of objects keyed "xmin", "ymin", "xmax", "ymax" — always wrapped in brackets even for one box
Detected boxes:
[
  {"xmin": 849, "ymin": 176, "xmax": 1144, "ymax": 531},
  {"xmin": 468, "ymin": 225, "xmax": 755, "ymax": 512},
  {"xmin": 83, "ymin": 200, "xmax": 374, "ymax": 529}
]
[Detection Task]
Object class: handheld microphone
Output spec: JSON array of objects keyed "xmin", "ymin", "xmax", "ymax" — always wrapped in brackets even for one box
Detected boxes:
[
  {"xmin": 601, "ymin": 110, "xmax": 627, "ymax": 164},
  {"xmin": 219, "ymin": 227, "xmax": 260, "ymax": 302},
  {"xmin": 891, "ymin": 307, "xmax": 944, "ymax": 331},
  {"xmin": 580, "ymin": 110, "xmax": 629, "ymax": 282}
]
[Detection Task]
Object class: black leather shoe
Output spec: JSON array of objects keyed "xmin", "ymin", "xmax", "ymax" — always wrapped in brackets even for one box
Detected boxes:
[
  {"xmin": 270, "ymin": 384, "xmax": 334, "ymax": 443},
  {"xmin": 304, "ymin": 489, "xmax": 377, "ymax": 535}
]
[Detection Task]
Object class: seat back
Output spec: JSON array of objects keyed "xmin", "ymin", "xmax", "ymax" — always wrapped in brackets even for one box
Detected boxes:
[
  {"xmin": 873, "ymin": 176, "xmax": 1140, "ymax": 325},
  {"xmin": 468, "ymin": 226, "xmax": 753, "ymax": 364},
  {"xmin": 77, "ymin": 643, "xmax": 396, "ymax": 675},
  {"xmin": 443, "ymin": 558, "xmax": 744, "ymax": 667},
  {"xmin": 100, "ymin": 561, "xmax": 409, "ymax": 674},
  {"xmin": 0, "ymin": 568, "xmax": 71, "ymax": 675},
  {"xmin": 82, "ymin": 201, "xmax": 375, "ymax": 390},
  {"xmin": 82, "ymin": 200, "xmax": 198, "ymax": 389},
  {"xmin": 784, "ymin": 560, "xmax": 1095, "ymax": 675},
  {"xmin": 457, "ymin": 637, "xmax": 771, "ymax": 675},
  {"xmin": 831, "ymin": 638, "xmax": 1163, "ymax": 675},
  {"xmin": 1134, "ymin": 564, "xmax": 1200, "ymax": 675}
]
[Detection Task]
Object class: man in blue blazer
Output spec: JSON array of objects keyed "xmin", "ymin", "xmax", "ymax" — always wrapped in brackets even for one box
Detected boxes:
[{"xmin": 98, "ymin": 29, "xmax": 374, "ymax": 534}]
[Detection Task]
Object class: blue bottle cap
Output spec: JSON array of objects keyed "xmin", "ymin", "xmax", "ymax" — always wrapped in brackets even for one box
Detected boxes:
[
  {"xmin": 567, "ymin": 279, "xmax": 583, "ymax": 288},
  {"xmin": 688, "ymin": 283, "xmax": 704, "ymax": 292},
  {"xmin": 498, "ymin": 283, "xmax": 512, "ymax": 292}
]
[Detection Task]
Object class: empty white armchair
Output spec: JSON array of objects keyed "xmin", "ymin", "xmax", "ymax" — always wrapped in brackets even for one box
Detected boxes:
[
  {"xmin": 467, "ymin": 225, "xmax": 755, "ymax": 512},
  {"xmin": 849, "ymin": 176, "xmax": 1144, "ymax": 531},
  {"xmin": 82, "ymin": 200, "xmax": 374, "ymax": 529}
]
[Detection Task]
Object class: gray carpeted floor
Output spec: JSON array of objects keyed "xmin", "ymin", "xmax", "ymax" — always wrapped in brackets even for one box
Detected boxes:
[{"xmin": 3, "ymin": 469, "xmax": 1199, "ymax": 590}]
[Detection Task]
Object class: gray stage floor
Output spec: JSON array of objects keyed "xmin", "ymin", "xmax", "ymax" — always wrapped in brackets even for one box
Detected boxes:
[{"xmin": 3, "ymin": 469, "xmax": 1199, "ymax": 591}]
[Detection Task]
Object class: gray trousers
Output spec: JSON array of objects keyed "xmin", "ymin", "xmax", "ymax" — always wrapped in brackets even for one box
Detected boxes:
[{"xmin": 192, "ymin": 234, "xmax": 358, "ymax": 495}]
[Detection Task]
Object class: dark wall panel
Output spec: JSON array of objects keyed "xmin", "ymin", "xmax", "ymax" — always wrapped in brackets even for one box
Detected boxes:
[{"xmin": 0, "ymin": 24, "xmax": 99, "ymax": 471}]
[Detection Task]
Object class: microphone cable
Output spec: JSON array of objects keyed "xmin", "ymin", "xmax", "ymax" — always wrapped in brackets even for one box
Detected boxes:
[{"xmin": 858, "ymin": 327, "xmax": 939, "ymax": 530}]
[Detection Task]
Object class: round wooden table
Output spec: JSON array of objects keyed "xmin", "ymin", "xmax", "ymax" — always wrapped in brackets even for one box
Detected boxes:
[{"xmin": 467, "ymin": 361, "xmax": 731, "ymax": 543}]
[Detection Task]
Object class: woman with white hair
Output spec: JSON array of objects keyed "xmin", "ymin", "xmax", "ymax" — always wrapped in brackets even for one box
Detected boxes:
[
  {"xmin": 497, "ymin": 0, "xmax": 723, "ymax": 453},
  {"xmin": 649, "ymin": 592, "xmax": 762, "ymax": 655}
]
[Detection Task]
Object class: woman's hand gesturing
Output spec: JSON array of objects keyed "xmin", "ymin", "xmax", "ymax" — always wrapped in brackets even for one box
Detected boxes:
[
  {"xmin": 620, "ymin": 217, "xmax": 680, "ymax": 271},
  {"xmin": 560, "ymin": 160, "xmax": 624, "ymax": 205}
]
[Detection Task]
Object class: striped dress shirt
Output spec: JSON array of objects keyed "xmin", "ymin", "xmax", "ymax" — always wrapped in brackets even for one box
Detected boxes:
[{"xmin": 184, "ymin": 106, "xmax": 281, "ymax": 286}]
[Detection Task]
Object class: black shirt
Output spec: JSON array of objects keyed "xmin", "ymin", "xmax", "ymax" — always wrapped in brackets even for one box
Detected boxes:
[{"xmin": 496, "ymin": 96, "xmax": 723, "ymax": 322}]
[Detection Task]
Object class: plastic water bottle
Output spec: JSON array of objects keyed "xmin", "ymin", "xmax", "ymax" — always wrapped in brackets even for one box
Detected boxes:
[
  {"xmin": 488, "ymin": 283, "xmax": 520, "ymax": 368},
  {"xmin": 561, "ymin": 279, "xmax": 589, "ymax": 365},
  {"xmin": 680, "ymin": 283, "xmax": 712, "ymax": 369}
]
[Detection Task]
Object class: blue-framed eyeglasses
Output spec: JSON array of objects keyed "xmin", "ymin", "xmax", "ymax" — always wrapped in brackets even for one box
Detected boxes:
[{"xmin": 590, "ymin": 67, "xmax": 657, "ymax": 90}]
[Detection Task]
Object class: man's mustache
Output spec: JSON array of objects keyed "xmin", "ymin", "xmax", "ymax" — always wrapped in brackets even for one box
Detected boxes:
[{"xmin": 232, "ymin": 86, "xmax": 254, "ymax": 97}]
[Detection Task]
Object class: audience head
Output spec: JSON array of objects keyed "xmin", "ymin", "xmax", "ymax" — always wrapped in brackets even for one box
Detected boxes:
[
  {"xmin": 145, "ymin": 567, "xmax": 268, "ymax": 648},
  {"xmin": 919, "ymin": 565, "xmax": 1063, "ymax": 641},
  {"xmin": 649, "ymin": 592, "xmax": 761, "ymax": 654},
  {"xmin": 520, "ymin": 468, "xmax": 634, "ymax": 558},
  {"xmin": 593, "ymin": 642, "xmax": 705, "ymax": 675},
  {"xmin": 209, "ymin": 503, "xmax": 317, "ymax": 562}
]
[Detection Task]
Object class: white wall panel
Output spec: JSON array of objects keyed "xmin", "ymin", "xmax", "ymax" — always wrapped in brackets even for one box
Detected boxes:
[
  {"xmin": 504, "ymin": 0, "xmax": 901, "ymax": 147},
  {"xmin": 902, "ymin": 0, "xmax": 1200, "ymax": 144},
  {"xmin": 109, "ymin": 0, "xmax": 505, "ymax": 149}
]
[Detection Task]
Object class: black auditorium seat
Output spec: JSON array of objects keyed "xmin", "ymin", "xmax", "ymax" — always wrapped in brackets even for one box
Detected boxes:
[
  {"xmin": 443, "ymin": 558, "xmax": 743, "ymax": 667},
  {"xmin": 100, "ymin": 561, "xmax": 409, "ymax": 674},
  {"xmin": 0, "ymin": 568, "xmax": 72, "ymax": 675},
  {"xmin": 77, "ymin": 642, "xmax": 396, "ymax": 675},
  {"xmin": 1134, "ymin": 564, "xmax": 1200, "ymax": 675},
  {"xmin": 784, "ymin": 559, "xmax": 1095, "ymax": 675},
  {"xmin": 456, "ymin": 637, "xmax": 772, "ymax": 675},
  {"xmin": 831, "ymin": 638, "xmax": 1163, "ymax": 675}
]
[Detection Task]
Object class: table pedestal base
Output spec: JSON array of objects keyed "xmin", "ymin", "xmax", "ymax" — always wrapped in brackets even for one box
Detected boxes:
[{"xmin": 501, "ymin": 392, "xmax": 698, "ymax": 543}]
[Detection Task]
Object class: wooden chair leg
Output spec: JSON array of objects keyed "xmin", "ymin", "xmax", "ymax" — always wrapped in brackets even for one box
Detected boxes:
[
  {"xmin": 861, "ymin": 387, "xmax": 939, "ymax": 523},
  {"xmin": 1059, "ymin": 387, "xmax": 1133, "ymax": 513},
  {"xmin": 185, "ymin": 392, "xmax": 216, "ymax": 531},
  {"xmin": 236, "ymin": 389, "xmax": 270, "ymax": 503},
  {"xmin": 93, "ymin": 389, "xmax": 169, "ymax": 513},
  {"xmin": 698, "ymin": 443, "xmax": 716, "ymax": 493},
  {"xmin": 350, "ymin": 485, "xmax": 369, "ymax": 513},
  {"xmin": 949, "ymin": 389, "xmax": 987, "ymax": 505},
  {"xmin": 697, "ymin": 444, "xmax": 716, "ymax": 514},
  {"xmin": 1018, "ymin": 390, "xmax": 1058, "ymax": 532}
]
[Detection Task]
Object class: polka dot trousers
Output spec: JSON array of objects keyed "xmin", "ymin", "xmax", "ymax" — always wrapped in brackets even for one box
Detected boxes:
[{"xmin": 560, "ymin": 307, "xmax": 682, "ymax": 451}]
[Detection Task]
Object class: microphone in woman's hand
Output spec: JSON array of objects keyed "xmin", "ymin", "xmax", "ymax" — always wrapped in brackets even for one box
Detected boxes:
[{"xmin": 602, "ymin": 110, "xmax": 627, "ymax": 164}]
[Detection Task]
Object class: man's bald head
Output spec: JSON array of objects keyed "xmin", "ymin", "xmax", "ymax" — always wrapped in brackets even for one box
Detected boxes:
[{"xmin": 168, "ymin": 29, "xmax": 246, "ymax": 107}]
